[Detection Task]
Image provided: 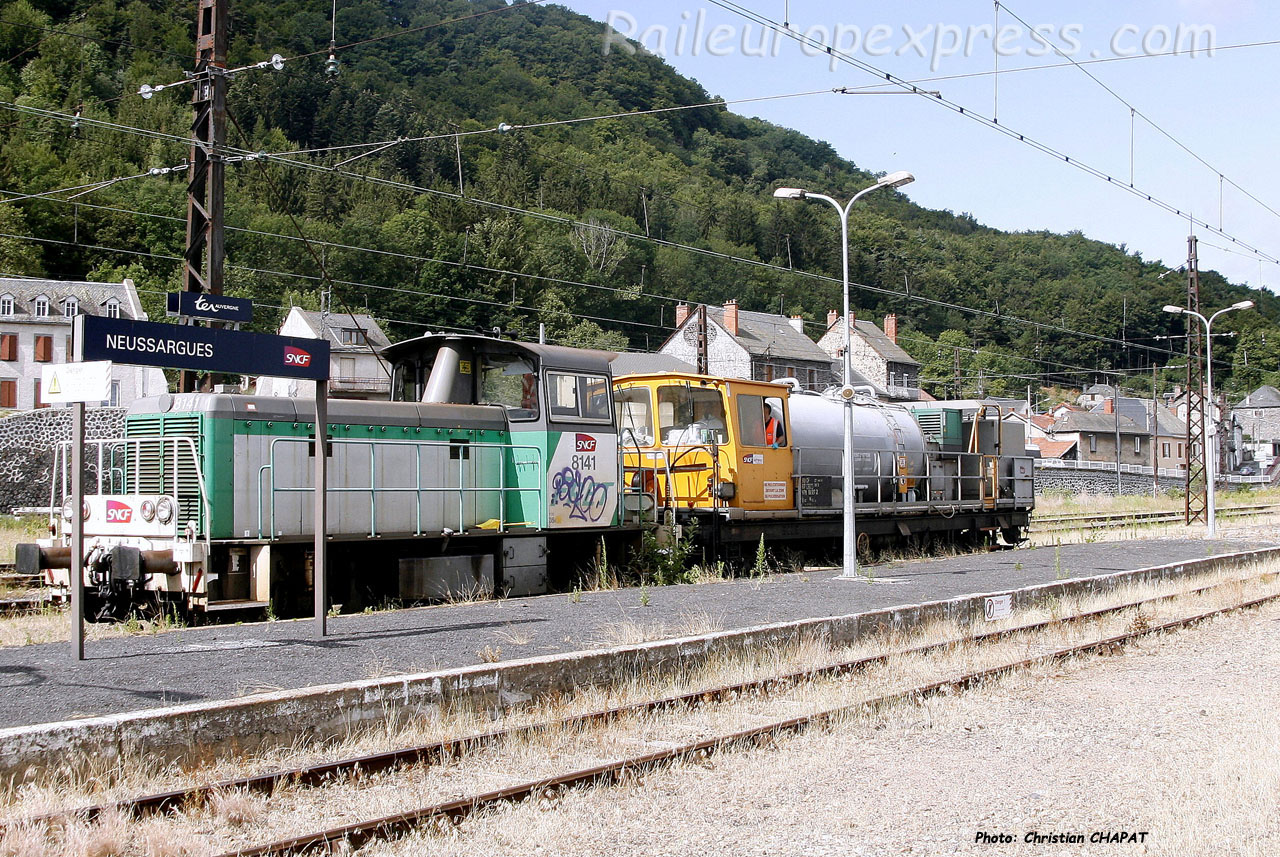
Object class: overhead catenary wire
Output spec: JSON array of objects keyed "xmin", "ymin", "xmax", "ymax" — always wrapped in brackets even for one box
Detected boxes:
[
  {"xmin": 995, "ymin": 2, "xmax": 1280, "ymax": 226},
  {"xmin": 700, "ymin": 0, "xmax": 1280, "ymax": 265}
]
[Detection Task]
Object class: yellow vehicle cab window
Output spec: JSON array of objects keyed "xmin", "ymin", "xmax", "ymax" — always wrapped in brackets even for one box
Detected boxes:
[
  {"xmin": 659, "ymin": 385, "xmax": 726, "ymax": 445},
  {"xmin": 615, "ymin": 386, "xmax": 655, "ymax": 448},
  {"xmin": 737, "ymin": 394, "xmax": 787, "ymax": 448}
]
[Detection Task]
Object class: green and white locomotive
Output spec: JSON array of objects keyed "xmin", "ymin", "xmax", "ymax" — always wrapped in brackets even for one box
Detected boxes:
[{"xmin": 21, "ymin": 334, "xmax": 634, "ymax": 617}]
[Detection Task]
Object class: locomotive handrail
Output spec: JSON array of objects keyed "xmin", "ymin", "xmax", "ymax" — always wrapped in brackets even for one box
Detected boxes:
[
  {"xmin": 256, "ymin": 436, "xmax": 546, "ymax": 540},
  {"xmin": 51, "ymin": 436, "xmax": 212, "ymax": 545}
]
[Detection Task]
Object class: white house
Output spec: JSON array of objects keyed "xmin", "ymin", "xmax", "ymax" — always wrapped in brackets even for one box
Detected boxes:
[
  {"xmin": 256, "ymin": 308, "xmax": 392, "ymax": 400},
  {"xmin": 658, "ymin": 301, "xmax": 850, "ymax": 392},
  {"xmin": 0, "ymin": 277, "xmax": 166, "ymax": 411},
  {"xmin": 818, "ymin": 313, "xmax": 921, "ymax": 401}
]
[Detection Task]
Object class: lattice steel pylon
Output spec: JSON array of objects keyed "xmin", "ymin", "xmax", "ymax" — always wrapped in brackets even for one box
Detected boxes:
[
  {"xmin": 181, "ymin": 0, "xmax": 228, "ymax": 393},
  {"xmin": 1184, "ymin": 235, "xmax": 1208, "ymax": 524}
]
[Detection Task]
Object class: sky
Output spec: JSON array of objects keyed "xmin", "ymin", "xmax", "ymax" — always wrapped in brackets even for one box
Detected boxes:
[{"xmin": 555, "ymin": 0, "xmax": 1280, "ymax": 296}]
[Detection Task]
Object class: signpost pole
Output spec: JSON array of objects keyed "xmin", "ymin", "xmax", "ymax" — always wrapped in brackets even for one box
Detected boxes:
[
  {"xmin": 70, "ymin": 400, "xmax": 85, "ymax": 661},
  {"xmin": 314, "ymin": 380, "xmax": 328, "ymax": 638}
]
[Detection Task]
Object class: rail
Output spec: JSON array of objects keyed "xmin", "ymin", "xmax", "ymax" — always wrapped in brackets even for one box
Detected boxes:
[
  {"xmin": 34, "ymin": 569, "xmax": 1276, "ymax": 850},
  {"xmin": 255, "ymin": 436, "xmax": 545, "ymax": 539},
  {"xmin": 50, "ymin": 436, "xmax": 211, "ymax": 543}
]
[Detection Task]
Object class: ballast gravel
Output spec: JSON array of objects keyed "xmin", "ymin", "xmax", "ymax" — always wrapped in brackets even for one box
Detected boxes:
[{"xmin": 374, "ymin": 599, "xmax": 1280, "ymax": 857}]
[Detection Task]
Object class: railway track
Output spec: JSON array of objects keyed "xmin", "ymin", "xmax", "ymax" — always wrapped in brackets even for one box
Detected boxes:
[
  {"xmin": 1034, "ymin": 502, "xmax": 1280, "ymax": 533},
  {"xmin": 19, "ymin": 569, "xmax": 1278, "ymax": 855}
]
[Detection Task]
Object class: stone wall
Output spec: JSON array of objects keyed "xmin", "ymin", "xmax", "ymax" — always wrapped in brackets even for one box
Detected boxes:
[
  {"xmin": 1034, "ymin": 466, "xmax": 1183, "ymax": 497},
  {"xmin": 0, "ymin": 407, "xmax": 126, "ymax": 511}
]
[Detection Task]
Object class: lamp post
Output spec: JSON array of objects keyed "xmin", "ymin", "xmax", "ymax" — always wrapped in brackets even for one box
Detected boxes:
[
  {"xmin": 774, "ymin": 171, "xmax": 915, "ymax": 578},
  {"xmin": 1162, "ymin": 300, "xmax": 1254, "ymax": 538}
]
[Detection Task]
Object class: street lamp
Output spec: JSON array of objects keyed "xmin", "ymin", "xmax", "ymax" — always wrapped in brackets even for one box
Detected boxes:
[
  {"xmin": 1162, "ymin": 299, "xmax": 1254, "ymax": 538},
  {"xmin": 774, "ymin": 171, "xmax": 915, "ymax": 578}
]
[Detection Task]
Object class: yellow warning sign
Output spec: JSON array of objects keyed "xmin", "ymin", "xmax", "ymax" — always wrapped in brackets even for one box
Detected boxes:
[
  {"xmin": 48, "ymin": 373, "xmax": 61, "ymax": 395},
  {"xmin": 459, "ymin": 360, "xmax": 472, "ymax": 374}
]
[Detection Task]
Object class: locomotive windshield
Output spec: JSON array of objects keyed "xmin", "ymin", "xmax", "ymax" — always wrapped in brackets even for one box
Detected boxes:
[{"xmin": 480, "ymin": 355, "xmax": 538, "ymax": 420}]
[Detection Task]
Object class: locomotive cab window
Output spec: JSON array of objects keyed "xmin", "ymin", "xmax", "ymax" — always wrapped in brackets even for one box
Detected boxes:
[
  {"xmin": 547, "ymin": 372, "xmax": 612, "ymax": 423},
  {"xmin": 737, "ymin": 394, "xmax": 787, "ymax": 447},
  {"xmin": 659, "ymin": 385, "xmax": 726, "ymax": 445},
  {"xmin": 480, "ymin": 355, "xmax": 538, "ymax": 420},
  {"xmin": 615, "ymin": 386, "xmax": 654, "ymax": 447}
]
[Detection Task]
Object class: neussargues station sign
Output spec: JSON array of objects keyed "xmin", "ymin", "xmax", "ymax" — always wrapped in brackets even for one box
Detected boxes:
[{"xmin": 76, "ymin": 315, "xmax": 331, "ymax": 380}]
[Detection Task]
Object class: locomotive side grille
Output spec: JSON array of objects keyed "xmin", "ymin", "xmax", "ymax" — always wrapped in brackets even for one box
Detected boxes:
[{"xmin": 124, "ymin": 414, "xmax": 204, "ymax": 530}]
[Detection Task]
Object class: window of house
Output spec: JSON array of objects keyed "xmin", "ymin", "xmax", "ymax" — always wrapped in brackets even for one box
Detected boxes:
[
  {"xmin": 339, "ymin": 328, "xmax": 365, "ymax": 345},
  {"xmin": 0, "ymin": 380, "xmax": 15, "ymax": 408},
  {"xmin": 104, "ymin": 300, "xmax": 120, "ymax": 318},
  {"xmin": 1177, "ymin": 443, "xmax": 1184, "ymax": 458},
  {"xmin": 1134, "ymin": 436, "xmax": 1142, "ymax": 454},
  {"xmin": 64, "ymin": 336, "xmax": 72, "ymax": 360},
  {"xmin": 1088, "ymin": 434, "xmax": 1097, "ymax": 453},
  {"xmin": 63, "ymin": 297, "xmax": 77, "ymax": 318},
  {"xmin": 33, "ymin": 379, "xmax": 45, "ymax": 409},
  {"xmin": 108, "ymin": 381, "xmax": 120, "ymax": 407},
  {"xmin": 338, "ymin": 357, "xmax": 355, "ymax": 379},
  {"xmin": 807, "ymin": 368, "xmax": 817, "ymax": 389},
  {"xmin": 0, "ymin": 296, "xmax": 12, "ymax": 317},
  {"xmin": 0, "ymin": 334, "xmax": 16, "ymax": 362},
  {"xmin": 33, "ymin": 296, "xmax": 48, "ymax": 318},
  {"xmin": 34, "ymin": 335, "xmax": 52, "ymax": 362},
  {"xmin": 1162, "ymin": 442, "xmax": 1170, "ymax": 458}
]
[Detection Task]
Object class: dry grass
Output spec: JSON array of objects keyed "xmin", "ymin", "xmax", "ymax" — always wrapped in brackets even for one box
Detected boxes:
[
  {"xmin": 5, "ymin": 560, "xmax": 1279, "ymax": 857},
  {"xmin": 0, "ymin": 517, "xmax": 46, "ymax": 566}
]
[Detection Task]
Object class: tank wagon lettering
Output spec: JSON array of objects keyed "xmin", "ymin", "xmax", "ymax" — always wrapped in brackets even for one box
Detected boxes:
[
  {"xmin": 551, "ymin": 466, "xmax": 611, "ymax": 522},
  {"xmin": 104, "ymin": 334, "xmax": 214, "ymax": 358}
]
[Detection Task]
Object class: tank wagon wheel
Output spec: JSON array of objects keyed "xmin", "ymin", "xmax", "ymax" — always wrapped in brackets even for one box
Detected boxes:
[
  {"xmin": 855, "ymin": 531, "xmax": 871, "ymax": 559},
  {"xmin": 1000, "ymin": 526, "xmax": 1025, "ymax": 546}
]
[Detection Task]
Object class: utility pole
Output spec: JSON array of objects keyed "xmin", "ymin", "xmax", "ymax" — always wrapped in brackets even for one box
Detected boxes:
[
  {"xmin": 696, "ymin": 304, "xmax": 708, "ymax": 375},
  {"xmin": 181, "ymin": 0, "xmax": 229, "ymax": 393},
  {"xmin": 1184, "ymin": 235, "xmax": 1209, "ymax": 525},
  {"xmin": 1152, "ymin": 363, "xmax": 1159, "ymax": 498}
]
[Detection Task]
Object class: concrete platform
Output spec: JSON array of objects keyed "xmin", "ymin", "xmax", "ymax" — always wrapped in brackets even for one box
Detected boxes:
[{"xmin": 0, "ymin": 537, "xmax": 1277, "ymax": 777}]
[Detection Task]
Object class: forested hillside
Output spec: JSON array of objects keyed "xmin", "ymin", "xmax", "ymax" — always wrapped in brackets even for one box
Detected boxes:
[{"xmin": 1, "ymin": 0, "xmax": 1276, "ymax": 397}]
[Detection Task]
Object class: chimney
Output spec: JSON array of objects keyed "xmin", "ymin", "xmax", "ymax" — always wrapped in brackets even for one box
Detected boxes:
[
  {"xmin": 723, "ymin": 300, "xmax": 739, "ymax": 336},
  {"xmin": 827, "ymin": 309, "xmax": 839, "ymax": 328},
  {"xmin": 883, "ymin": 313, "xmax": 898, "ymax": 344},
  {"xmin": 1104, "ymin": 398, "xmax": 1114, "ymax": 415},
  {"xmin": 675, "ymin": 303, "xmax": 690, "ymax": 327},
  {"xmin": 789, "ymin": 315, "xmax": 805, "ymax": 334}
]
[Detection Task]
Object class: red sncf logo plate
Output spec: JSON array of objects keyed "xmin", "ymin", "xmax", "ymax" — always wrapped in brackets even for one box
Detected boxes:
[
  {"xmin": 284, "ymin": 346, "xmax": 312, "ymax": 367},
  {"xmin": 575, "ymin": 434, "xmax": 597, "ymax": 452},
  {"xmin": 105, "ymin": 500, "xmax": 133, "ymax": 523}
]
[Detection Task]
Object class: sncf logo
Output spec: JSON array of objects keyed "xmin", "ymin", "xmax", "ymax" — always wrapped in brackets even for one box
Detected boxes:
[
  {"xmin": 283, "ymin": 346, "xmax": 312, "ymax": 367},
  {"xmin": 105, "ymin": 500, "xmax": 133, "ymax": 524},
  {"xmin": 574, "ymin": 434, "xmax": 597, "ymax": 453}
]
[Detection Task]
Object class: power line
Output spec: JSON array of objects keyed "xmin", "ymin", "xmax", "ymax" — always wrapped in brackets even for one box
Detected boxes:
[
  {"xmin": 0, "ymin": 100, "xmax": 1237, "ymax": 361},
  {"xmin": 995, "ymin": 2, "xmax": 1280, "ymax": 227},
  {"xmin": 701, "ymin": 0, "xmax": 1280, "ymax": 266}
]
